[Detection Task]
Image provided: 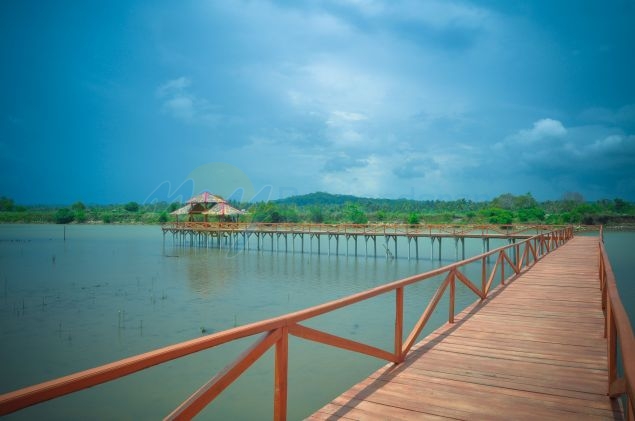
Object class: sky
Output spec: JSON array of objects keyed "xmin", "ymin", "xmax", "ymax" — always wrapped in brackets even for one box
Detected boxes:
[{"xmin": 1, "ymin": 0, "xmax": 634, "ymax": 205}]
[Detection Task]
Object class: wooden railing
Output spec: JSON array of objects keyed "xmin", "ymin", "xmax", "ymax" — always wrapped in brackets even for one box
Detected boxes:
[
  {"xmin": 0, "ymin": 228, "xmax": 574, "ymax": 419},
  {"xmin": 599, "ymin": 227, "xmax": 635, "ymax": 419},
  {"xmin": 163, "ymin": 222, "xmax": 562, "ymax": 237}
]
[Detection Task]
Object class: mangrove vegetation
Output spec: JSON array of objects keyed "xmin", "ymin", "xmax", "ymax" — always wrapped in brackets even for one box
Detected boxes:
[{"xmin": 0, "ymin": 192, "xmax": 633, "ymax": 227}]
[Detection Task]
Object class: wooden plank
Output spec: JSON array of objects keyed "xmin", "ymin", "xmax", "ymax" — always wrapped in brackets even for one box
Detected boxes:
[
  {"xmin": 363, "ymin": 370, "xmax": 622, "ymax": 417},
  {"xmin": 411, "ymin": 341, "xmax": 607, "ymax": 371},
  {"xmin": 360, "ymin": 371, "xmax": 614, "ymax": 419},
  {"xmin": 308, "ymin": 236, "xmax": 626, "ymax": 420},
  {"xmin": 395, "ymin": 355, "xmax": 609, "ymax": 401},
  {"xmin": 332, "ymin": 378, "xmax": 616, "ymax": 420},
  {"xmin": 424, "ymin": 331, "xmax": 607, "ymax": 359},
  {"xmin": 314, "ymin": 398, "xmax": 453, "ymax": 420}
]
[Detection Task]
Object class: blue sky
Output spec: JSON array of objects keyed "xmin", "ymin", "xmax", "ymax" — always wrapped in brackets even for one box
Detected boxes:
[{"xmin": 1, "ymin": 0, "xmax": 634, "ymax": 205}]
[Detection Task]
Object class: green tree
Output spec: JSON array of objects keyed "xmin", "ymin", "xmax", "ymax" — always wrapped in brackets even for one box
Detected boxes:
[
  {"xmin": 55, "ymin": 208, "xmax": 75, "ymax": 224},
  {"xmin": 124, "ymin": 201, "xmax": 140, "ymax": 212},
  {"xmin": 75, "ymin": 209, "xmax": 87, "ymax": 223},
  {"xmin": 614, "ymin": 198, "xmax": 630, "ymax": 213},
  {"xmin": 309, "ymin": 206, "xmax": 324, "ymax": 223},
  {"xmin": 514, "ymin": 193, "xmax": 538, "ymax": 209},
  {"xmin": 482, "ymin": 208, "xmax": 513, "ymax": 224},
  {"xmin": 158, "ymin": 212, "xmax": 168, "ymax": 223},
  {"xmin": 491, "ymin": 193, "xmax": 537, "ymax": 211},
  {"xmin": 406, "ymin": 212, "xmax": 420, "ymax": 225},
  {"xmin": 491, "ymin": 193, "xmax": 515, "ymax": 210},
  {"xmin": 281, "ymin": 206, "xmax": 300, "ymax": 223},
  {"xmin": 517, "ymin": 207, "xmax": 545, "ymax": 222},
  {"xmin": 344, "ymin": 203, "xmax": 368, "ymax": 224},
  {"xmin": 71, "ymin": 201, "xmax": 86, "ymax": 211},
  {"xmin": 250, "ymin": 202, "xmax": 283, "ymax": 223},
  {"xmin": 561, "ymin": 192, "xmax": 584, "ymax": 212},
  {"xmin": 0, "ymin": 196, "xmax": 15, "ymax": 211}
]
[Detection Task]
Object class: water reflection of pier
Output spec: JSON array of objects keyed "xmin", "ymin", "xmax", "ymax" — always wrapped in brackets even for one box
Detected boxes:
[{"xmin": 161, "ymin": 223, "xmax": 558, "ymax": 260}]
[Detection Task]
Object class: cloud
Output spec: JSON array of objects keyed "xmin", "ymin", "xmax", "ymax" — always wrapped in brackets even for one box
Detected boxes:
[
  {"xmin": 319, "ymin": 154, "xmax": 387, "ymax": 197},
  {"xmin": 323, "ymin": 154, "xmax": 368, "ymax": 172},
  {"xmin": 329, "ymin": 111, "xmax": 368, "ymax": 122},
  {"xmin": 156, "ymin": 76, "xmax": 191, "ymax": 96},
  {"xmin": 144, "ymin": 1, "xmax": 634, "ymax": 201},
  {"xmin": 330, "ymin": 0, "xmax": 491, "ymax": 31},
  {"xmin": 486, "ymin": 117, "xmax": 635, "ymax": 199},
  {"xmin": 317, "ymin": 0, "xmax": 494, "ymax": 54},
  {"xmin": 511, "ymin": 118, "xmax": 567, "ymax": 143},
  {"xmin": 393, "ymin": 157, "xmax": 438, "ymax": 179},
  {"xmin": 579, "ymin": 104, "xmax": 635, "ymax": 128},
  {"xmin": 589, "ymin": 134, "xmax": 635, "ymax": 155},
  {"xmin": 324, "ymin": 110, "xmax": 371, "ymax": 147},
  {"xmin": 155, "ymin": 77, "xmax": 220, "ymax": 125}
]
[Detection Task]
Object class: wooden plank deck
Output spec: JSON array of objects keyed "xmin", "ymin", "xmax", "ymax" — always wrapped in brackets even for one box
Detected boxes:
[{"xmin": 308, "ymin": 236, "xmax": 624, "ymax": 420}]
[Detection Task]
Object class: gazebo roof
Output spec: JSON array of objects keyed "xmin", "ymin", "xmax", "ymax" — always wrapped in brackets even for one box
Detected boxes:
[
  {"xmin": 186, "ymin": 192, "xmax": 226, "ymax": 204},
  {"xmin": 170, "ymin": 204, "xmax": 192, "ymax": 215},
  {"xmin": 203, "ymin": 202, "xmax": 245, "ymax": 216}
]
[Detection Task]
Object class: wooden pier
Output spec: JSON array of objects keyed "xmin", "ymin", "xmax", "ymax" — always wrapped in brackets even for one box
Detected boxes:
[
  {"xmin": 161, "ymin": 222, "xmax": 557, "ymax": 260},
  {"xmin": 308, "ymin": 236, "xmax": 627, "ymax": 420},
  {"xmin": 1, "ymin": 227, "xmax": 633, "ymax": 420}
]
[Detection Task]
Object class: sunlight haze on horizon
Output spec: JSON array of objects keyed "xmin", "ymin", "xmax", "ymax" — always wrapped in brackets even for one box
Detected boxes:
[{"xmin": 1, "ymin": 0, "xmax": 634, "ymax": 205}]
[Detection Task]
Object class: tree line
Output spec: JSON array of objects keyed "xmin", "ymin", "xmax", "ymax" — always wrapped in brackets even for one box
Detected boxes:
[
  {"xmin": 246, "ymin": 192, "xmax": 634, "ymax": 226},
  {"xmin": 0, "ymin": 197, "xmax": 178, "ymax": 225},
  {"xmin": 1, "ymin": 192, "xmax": 631, "ymax": 226}
]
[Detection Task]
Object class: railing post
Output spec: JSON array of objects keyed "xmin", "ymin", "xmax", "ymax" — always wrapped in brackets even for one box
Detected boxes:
[
  {"xmin": 500, "ymin": 252, "xmax": 505, "ymax": 285},
  {"xmin": 481, "ymin": 256, "xmax": 486, "ymax": 297},
  {"xmin": 395, "ymin": 288, "xmax": 404, "ymax": 362},
  {"xmin": 274, "ymin": 327, "xmax": 288, "ymax": 421},
  {"xmin": 598, "ymin": 246, "xmax": 605, "ymax": 290},
  {"xmin": 607, "ymin": 301, "xmax": 617, "ymax": 394},
  {"xmin": 600, "ymin": 248, "xmax": 607, "ymax": 311},
  {"xmin": 449, "ymin": 270, "xmax": 456, "ymax": 323}
]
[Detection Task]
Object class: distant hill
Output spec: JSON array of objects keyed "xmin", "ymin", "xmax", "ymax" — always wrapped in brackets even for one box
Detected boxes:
[
  {"xmin": 272, "ymin": 191, "xmax": 480, "ymax": 214},
  {"xmin": 274, "ymin": 192, "xmax": 372, "ymax": 206}
]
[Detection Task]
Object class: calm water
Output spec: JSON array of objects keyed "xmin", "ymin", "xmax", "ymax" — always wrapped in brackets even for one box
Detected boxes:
[{"xmin": 0, "ymin": 225, "xmax": 632, "ymax": 420}]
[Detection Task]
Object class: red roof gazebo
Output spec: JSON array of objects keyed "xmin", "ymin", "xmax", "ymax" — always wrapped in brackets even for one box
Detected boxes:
[{"xmin": 171, "ymin": 192, "xmax": 236, "ymax": 222}]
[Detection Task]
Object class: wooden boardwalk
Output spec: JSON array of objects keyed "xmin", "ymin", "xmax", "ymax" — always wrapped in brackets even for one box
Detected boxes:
[
  {"xmin": 309, "ymin": 236, "xmax": 624, "ymax": 420},
  {"xmin": 162, "ymin": 222, "xmax": 556, "ymax": 260}
]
